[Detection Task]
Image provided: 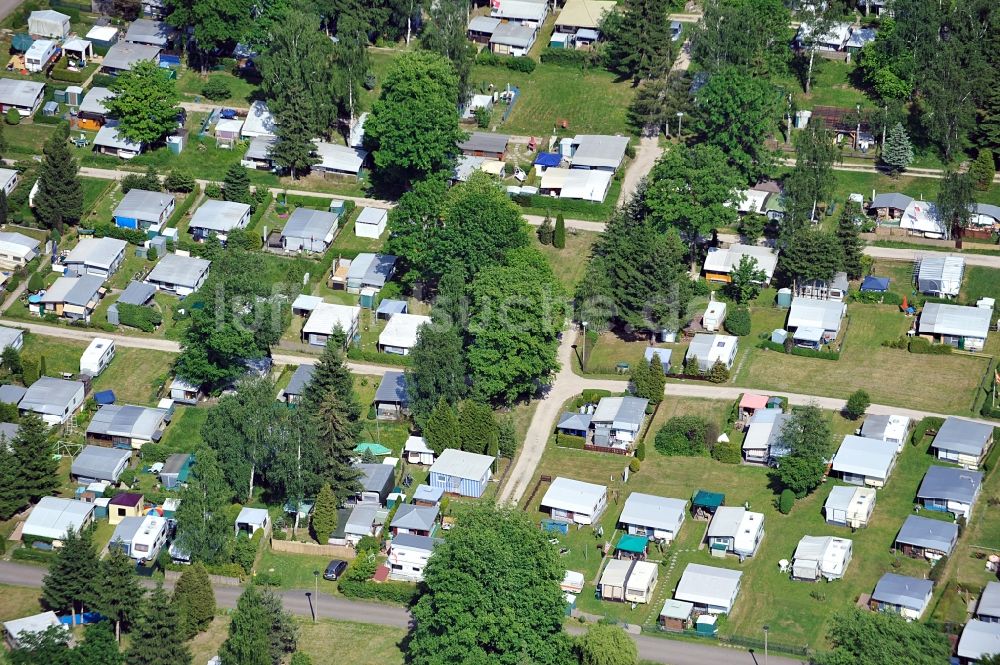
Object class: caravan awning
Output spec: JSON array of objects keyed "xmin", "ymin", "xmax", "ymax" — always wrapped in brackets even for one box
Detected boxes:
[{"xmin": 616, "ymin": 534, "xmax": 648, "ymax": 554}]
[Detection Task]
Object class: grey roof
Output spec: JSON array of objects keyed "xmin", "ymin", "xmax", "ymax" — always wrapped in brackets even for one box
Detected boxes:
[
  {"xmin": 558, "ymin": 411, "xmax": 592, "ymax": 431},
  {"xmin": 124, "ymin": 18, "xmax": 173, "ymax": 46},
  {"xmin": 71, "ymin": 445, "xmax": 130, "ymax": 481},
  {"xmin": 831, "ymin": 435, "xmax": 897, "ymax": 479},
  {"xmin": 591, "ymin": 396, "xmax": 648, "ymax": 429},
  {"xmin": 919, "ymin": 303, "xmax": 992, "ymax": 341},
  {"xmin": 146, "ymin": 253, "xmax": 211, "ymax": 289},
  {"xmin": 0, "ymin": 325, "xmax": 23, "ymax": 350},
  {"xmin": 94, "ymin": 125, "xmax": 143, "ymax": 152},
  {"xmin": 917, "ymin": 255, "xmax": 965, "ymax": 289},
  {"xmin": 281, "ymin": 208, "xmax": 338, "ymax": 242},
  {"xmin": 41, "ymin": 275, "xmax": 104, "ymax": 307},
  {"xmin": 490, "ymin": 22, "xmax": 536, "ymax": 48},
  {"xmin": 459, "ymin": 131, "xmax": 509, "ymax": 154},
  {"xmin": 0, "ymin": 78, "xmax": 44, "ymax": 108},
  {"xmin": 2, "ymin": 612, "xmax": 62, "ymax": 645},
  {"xmin": 975, "ymin": 203, "xmax": 1000, "ymax": 221},
  {"xmin": 674, "ymin": 563, "xmax": 742, "ymax": 608},
  {"xmin": 870, "ymin": 193, "xmax": 913, "ymax": 210},
  {"xmin": 0, "ymin": 384, "xmax": 26, "ymax": 405},
  {"xmin": 313, "ymin": 141, "xmax": 367, "ymax": 174},
  {"xmin": 65, "ymin": 237, "xmax": 127, "ymax": 270},
  {"xmin": 235, "ymin": 506, "xmax": 268, "ymax": 527},
  {"xmin": 619, "ymin": 493, "xmax": 686, "ymax": 531},
  {"xmin": 117, "ymin": 280, "xmax": 156, "ymax": 306},
  {"xmin": 345, "ymin": 504, "xmax": 379, "ymax": 532},
  {"xmin": 686, "ymin": 333, "xmax": 736, "ymax": 362},
  {"xmin": 115, "ymin": 189, "xmax": 172, "ymax": 220},
  {"xmin": 788, "ymin": 298, "xmax": 845, "ymax": 332},
  {"xmin": 932, "ymin": 417, "xmax": 994, "ymax": 456},
  {"xmin": 376, "ymin": 299, "xmax": 407, "ymax": 317},
  {"xmin": 430, "ymin": 448, "xmax": 495, "ymax": 480},
  {"xmin": 86, "ymin": 404, "xmax": 167, "ymax": 440},
  {"xmin": 895, "ymin": 515, "xmax": 958, "ymax": 554},
  {"xmin": 872, "ymin": 573, "xmax": 932, "ymax": 611},
  {"xmin": 860, "ymin": 414, "xmax": 892, "ymax": 440},
  {"xmin": 244, "ymin": 135, "xmax": 275, "ymax": 161},
  {"xmin": 0, "ymin": 232, "xmax": 40, "ymax": 253},
  {"xmin": 20, "ymin": 377, "xmax": 83, "ymax": 416},
  {"xmin": 346, "ymin": 253, "xmax": 397, "ymax": 288},
  {"xmin": 391, "ymin": 533, "xmax": 441, "ymax": 552},
  {"xmin": 359, "ymin": 463, "xmax": 394, "ymax": 494},
  {"xmin": 390, "ymin": 503, "xmax": 438, "ymax": 531},
  {"xmin": 468, "ymin": 15, "xmax": 501, "ymax": 32},
  {"xmin": 161, "ymin": 453, "xmax": 191, "ymax": 475},
  {"xmin": 706, "ymin": 506, "xmax": 745, "ymax": 539},
  {"xmin": 102, "ymin": 42, "xmax": 160, "ymax": 71},
  {"xmin": 22, "ymin": 497, "xmax": 94, "ymax": 540},
  {"xmin": 0, "ymin": 422, "xmax": 19, "ymax": 442},
  {"xmin": 188, "ymin": 199, "xmax": 251, "ymax": 233},
  {"xmin": 374, "ymin": 370, "xmax": 407, "ymax": 404},
  {"xmin": 285, "ymin": 364, "xmax": 314, "ymax": 397},
  {"xmin": 78, "ymin": 86, "xmax": 113, "ymax": 116},
  {"xmin": 110, "ymin": 515, "xmax": 144, "ymax": 545},
  {"xmin": 824, "ymin": 485, "xmax": 857, "ymax": 514},
  {"xmin": 979, "ymin": 582, "xmax": 1000, "ymax": 619},
  {"xmin": 413, "ymin": 484, "xmax": 444, "ymax": 503},
  {"xmin": 572, "ymin": 135, "xmax": 630, "ymax": 169},
  {"xmin": 917, "ymin": 466, "xmax": 983, "ymax": 504},
  {"xmin": 957, "ymin": 620, "xmax": 1000, "ymax": 661},
  {"xmin": 356, "ymin": 206, "xmax": 387, "ymax": 227}
]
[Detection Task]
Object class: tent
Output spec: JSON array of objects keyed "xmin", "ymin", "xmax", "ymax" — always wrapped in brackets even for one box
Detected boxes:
[
  {"xmin": 94, "ymin": 390, "xmax": 116, "ymax": 405},
  {"xmin": 861, "ymin": 276, "xmax": 890, "ymax": 292},
  {"xmin": 11, "ymin": 34, "xmax": 33, "ymax": 53}
]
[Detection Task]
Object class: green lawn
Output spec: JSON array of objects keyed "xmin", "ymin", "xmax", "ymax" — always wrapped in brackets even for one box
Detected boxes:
[
  {"xmin": 772, "ymin": 59, "xmax": 870, "ymax": 110},
  {"xmin": 176, "ymin": 68, "xmax": 262, "ymax": 106},
  {"xmin": 735, "ymin": 303, "xmax": 988, "ymax": 414},
  {"xmin": 534, "ymin": 229, "xmax": 597, "ymax": 292},
  {"xmin": 0, "ymin": 584, "xmax": 44, "ymax": 623},
  {"xmin": 526, "ymin": 401, "xmax": 947, "ymax": 650},
  {"xmin": 91, "ymin": 348, "xmax": 174, "ymax": 405},
  {"xmin": 257, "ymin": 547, "xmax": 338, "ymax": 590},
  {"xmin": 158, "ymin": 406, "xmax": 209, "ymax": 453}
]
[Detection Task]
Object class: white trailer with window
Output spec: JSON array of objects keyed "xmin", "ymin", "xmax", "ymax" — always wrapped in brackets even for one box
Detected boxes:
[{"xmin": 80, "ymin": 337, "xmax": 116, "ymax": 376}]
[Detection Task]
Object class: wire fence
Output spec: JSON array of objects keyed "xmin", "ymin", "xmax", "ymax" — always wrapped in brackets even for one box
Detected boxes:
[{"xmin": 639, "ymin": 625, "xmax": 812, "ymax": 658}]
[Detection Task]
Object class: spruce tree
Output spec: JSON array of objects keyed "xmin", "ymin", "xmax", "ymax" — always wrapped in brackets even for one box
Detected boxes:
[
  {"xmin": 497, "ymin": 416, "xmax": 517, "ymax": 458},
  {"xmin": 34, "ymin": 129, "xmax": 84, "ymax": 231},
  {"xmin": 836, "ymin": 202, "xmax": 865, "ymax": 279},
  {"xmin": 0, "ymin": 439, "xmax": 22, "ymax": 519},
  {"xmin": 223, "ymin": 164, "xmax": 252, "ymax": 205},
  {"xmin": 75, "ymin": 621, "xmax": 124, "ymax": 665},
  {"xmin": 553, "ymin": 213, "xmax": 566, "ymax": 249},
  {"xmin": 969, "ymin": 149, "xmax": 996, "ymax": 191},
  {"xmin": 0, "ymin": 189, "xmax": 8, "ymax": 226},
  {"xmin": 458, "ymin": 401, "xmax": 498, "ymax": 455},
  {"xmin": 646, "ymin": 354, "xmax": 666, "ymax": 404},
  {"xmin": 141, "ymin": 166, "xmax": 161, "ymax": 191},
  {"xmin": 881, "ymin": 122, "xmax": 914, "ymax": 175},
  {"xmin": 21, "ymin": 356, "xmax": 38, "ymax": 385},
  {"xmin": 606, "ymin": 0, "xmax": 674, "ymax": 84},
  {"xmin": 424, "ymin": 397, "xmax": 460, "ymax": 454},
  {"xmin": 173, "ymin": 562, "xmax": 215, "ymax": 640},
  {"xmin": 683, "ymin": 355, "xmax": 700, "ymax": 376},
  {"xmin": 310, "ymin": 483, "xmax": 338, "ymax": 545},
  {"xmin": 125, "ymin": 585, "xmax": 191, "ymax": 665},
  {"xmin": 630, "ymin": 359, "xmax": 652, "ymax": 401},
  {"xmin": 537, "ymin": 215, "xmax": 554, "ymax": 245},
  {"xmin": 707, "ymin": 359, "xmax": 730, "ymax": 383},
  {"xmin": 42, "ymin": 527, "xmax": 99, "ymax": 623},
  {"xmin": 12, "ymin": 413, "xmax": 57, "ymax": 503},
  {"xmin": 220, "ymin": 586, "xmax": 296, "ymax": 665},
  {"xmin": 270, "ymin": 83, "xmax": 319, "ymax": 179},
  {"xmin": 93, "ymin": 547, "xmax": 144, "ymax": 641}
]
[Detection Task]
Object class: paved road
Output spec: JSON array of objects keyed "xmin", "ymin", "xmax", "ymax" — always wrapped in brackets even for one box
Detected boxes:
[
  {"xmin": 0, "ymin": 561, "xmax": 802, "ymax": 664},
  {"xmin": 863, "ymin": 245, "xmax": 1000, "ymax": 269},
  {"xmin": 779, "ymin": 157, "xmax": 1000, "ymax": 183},
  {"xmin": 0, "ymin": 317, "xmax": 393, "ymax": 376}
]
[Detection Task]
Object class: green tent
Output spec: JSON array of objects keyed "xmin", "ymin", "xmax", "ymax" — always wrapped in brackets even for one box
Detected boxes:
[
  {"xmin": 353, "ymin": 442, "xmax": 392, "ymax": 456},
  {"xmin": 692, "ymin": 490, "xmax": 725, "ymax": 510},
  {"xmin": 615, "ymin": 534, "xmax": 648, "ymax": 554},
  {"xmin": 11, "ymin": 34, "xmax": 33, "ymax": 53}
]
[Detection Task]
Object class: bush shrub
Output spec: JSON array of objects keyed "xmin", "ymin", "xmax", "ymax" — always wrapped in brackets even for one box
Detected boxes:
[
  {"xmin": 844, "ymin": 389, "xmax": 870, "ymax": 420},
  {"xmin": 5, "ymin": 109, "xmax": 20, "ymax": 125},
  {"xmin": 27, "ymin": 272, "xmax": 44, "ymax": 293},
  {"xmin": 779, "ymin": 489, "xmax": 795, "ymax": 514},
  {"xmin": 907, "ymin": 337, "xmax": 952, "ymax": 354},
  {"xmin": 634, "ymin": 442, "xmax": 646, "ymax": 461},
  {"xmin": 579, "ymin": 388, "xmax": 613, "ymax": 405},
  {"xmin": 628, "ymin": 458, "xmax": 640, "ymax": 473},
  {"xmin": 556, "ymin": 433, "xmax": 585, "ymax": 449},
  {"xmin": 539, "ymin": 47, "xmax": 601, "ymax": 68},
  {"xmin": 758, "ymin": 340, "xmax": 840, "ymax": 360},
  {"xmin": 164, "ymin": 170, "xmax": 197, "ymax": 193},
  {"xmin": 724, "ymin": 306, "xmax": 751, "ymax": 336},
  {"xmin": 117, "ymin": 303, "xmax": 162, "ymax": 332},
  {"xmin": 474, "ymin": 51, "xmax": 537, "ymax": 73},
  {"xmin": 201, "ymin": 77, "xmax": 232, "ymax": 101},
  {"xmin": 89, "ymin": 221, "xmax": 148, "ymax": 246},
  {"xmin": 205, "ymin": 183, "xmax": 223, "ymax": 198},
  {"xmin": 910, "ymin": 417, "xmax": 945, "ymax": 446},
  {"xmin": 711, "ymin": 438, "xmax": 741, "ymax": 464},
  {"xmin": 346, "ymin": 347, "xmax": 412, "ymax": 366},
  {"xmin": 252, "ymin": 570, "xmax": 282, "ymax": 586},
  {"xmin": 654, "ymin": 416, "xmax": 711, "ymax": 457}
]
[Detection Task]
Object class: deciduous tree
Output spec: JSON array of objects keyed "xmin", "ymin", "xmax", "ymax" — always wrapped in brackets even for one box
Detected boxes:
[
  {"xmin": 936, "ymin": 170, "xmax": 975, "ymax": 240},
  {"xmin": 106, "ymin": 61, "xmax": 179, "ymax": 145},
  {"xmin": 845, "ymin": 390, "xmax": 870, "ymax": 420},
  {"xmin": 405, "ymin": 321, "xmax": 467, "ymax": 426},
  {"xmin": 174, "ymin": 447, "xmax": 235, "ymax": 565},
  {"xmin": 578, "ymin": 623, "xmax": 637, "ymax": 665},
  {"xmin": 814, "ymin": 608, "xmax": 950, "ymax": 665},
  {"xmin": 421, "ymin": 0, "xmax": 475, "ymax": 103},
  {"xmin": 780, "ymin": 228, "xmax": 842, "ymax": 286},
  {"xmin": 726, "ymin": 255, "xmax": 766, "ymax": 304},
  {"xmin": 692, "ymin": 0, "xmax": 791, "ymax": 76},
  {"xmin": 776, "ymin": 405, "xmax": 831, "ymax": 497}
]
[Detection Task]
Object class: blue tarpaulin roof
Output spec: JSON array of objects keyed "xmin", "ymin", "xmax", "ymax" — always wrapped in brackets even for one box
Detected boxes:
[
  {"xmin": 861, "ymin": 276, "xmax": 890, "ymax": 292},
  {"xmin": 534, "ymin": 152, "xmax": 562, "ymax": 167},
  {"xmin": 94, "ymin": 390, "xmax": 115, "ymax": 405}
]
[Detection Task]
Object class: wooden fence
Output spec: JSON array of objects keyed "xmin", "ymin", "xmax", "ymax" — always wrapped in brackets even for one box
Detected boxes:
[
  {"xmin": 165, "ymin": 569, "xmax": 242, "ymax": 587},
  {"xmin": 269, "ymin": 539, "xmax": 356, "ymax": 559}
]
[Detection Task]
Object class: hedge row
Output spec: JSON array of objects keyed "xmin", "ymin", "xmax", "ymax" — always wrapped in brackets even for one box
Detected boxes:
[
  {"xmin": 50, "ymin": 66, "xmax": 88, "ymax": 84},
  {"xmin": 539, "ymin": 47, "xmax": 602, "ymax": 68},
  {"xmin": 347, "ymin": 347, "xmax": 412, "ymax": 367},
  {"xmin": 118, "ymin": 302, "xmax": 163, "ymax": 332},
  {"xmin": 910, "ymin": 416, "xmax": 945, "ymax": 446},
  {"xmin": 757, "ymin": 340, "xmax": 840, "ymax": 360},
  {"xmin": 338, "ymin": 578, "xmax": 417, "ymax": 604},
  {"xmin": 474, "ymin": 51, "xmax": 537, "ymax": 73}
]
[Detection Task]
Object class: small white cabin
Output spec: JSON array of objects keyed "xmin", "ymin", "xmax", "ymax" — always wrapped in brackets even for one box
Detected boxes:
[{"xmin": 80, "ymin": 337, "xmax": 116, "ymax": 376}]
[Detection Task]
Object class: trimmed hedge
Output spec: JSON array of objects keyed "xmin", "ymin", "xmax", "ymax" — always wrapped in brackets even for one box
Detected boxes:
[
  {"xmin": 347, "ymin": 347, "xmax": 412, "ymax": 367},
  {"xmin": 758, "ymin": 340, "xmax": 840, "ymax": 360},
  {"xmin": 118, "ymin": 303, "xmax": 162, "ymax": 332},
  {"xmin": 12, "ymin": 546, "xmax": 56, "ymax": 563},
  {"xmin": 50, "ymin": 66, "xmax": 88, "ymax": 84},
  {"xmin": 539, "ymin": 47, "xmax": 601, "ymax": 68},
  {"xmin": 907, "ymin": 337, "xmax": 953, "ymax": 354},
  {"xmin": 474, "ymin": 51, "xmax": 537, "ymax": 73},
  {"xmin": 338, "ymin": 578, "xmax": 417, "ymax": 604},
  {"xmin": 89, "ymin": 221, "xmax": 148, "ymax": 246},
  {"xmin": 556, "ymin": 433, "xmax": 585, "ymax": 449},
  {"xmin": 910, "ymin": 416, "xmax": 945, "ymax": 446}
]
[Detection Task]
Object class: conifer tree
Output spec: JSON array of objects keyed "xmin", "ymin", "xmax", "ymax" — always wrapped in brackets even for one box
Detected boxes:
[
  {"xmin": 75, "ymin": 621, "xmax": 124, "ymax": 665},
  {"xmin": 0, "ymin": 189, "xmax": 8, "ymax": 226},
  {"xmin": 537, "ymin": 215, "xmax": 554, "ymax": 245},
  {"xmin": 94, "ymin": 547, "xmax": 144, "ymax": 641},
  {"xmin": 630, "ymin": 360, "xmax": 652, "ymax": 401},
  {"xmin": 172, "ymin": 562, "xmax": 216, "ymax": 640},
  {"xmin": 707, "ymin": 359, "xmax": 730, "ymax": 383},
  {"xmin": 459, "ymin": 401, "xmax": 498, "ymax": 455},
  {"xmin": 12, "ymin": 413, "xmax": 57, "ymax": 503},
  {"xmin": 497, "ymin": 416, "xmax": 517, "ymax": 458},
  {"xmin": 270, "ymin": 82, "xmax": 320, "ymax": 179},
  {"xmin": 42, "ymin": 527, "xmax": 99, "ymax": 623},
  {"xmin": 645, "ymin": 353, "xmax": 666, "ymax": 404},
  {"xmin": 969, "ymin": 149, "xmax": 995, "ymax": 191},
  {"xmin": 220, "ymin": 586, "xmax": 296, "ymax": 665},
  {"xmin": 38, "ymin": 355, "xmax": 46, "ymax": 378},
  {"xmin": 223, "ymin": 164, "xmax": 252, "ymax": 206},
  {"xmin": 683, "ymin": 355, "xmax": 700, "ymax": 376},
  {"xmin": 836, "ymin": 201, "xmax": 865, "ymax": 279},
  {"xmin": 424, "ymin": 397, "xmax": 460, "ymax": 454},
  {"xmin": 310, "ymin": 483, "xmax": 338, "ymax": 545},
  {"xmin": 125, "ymin": 584, "xmax": 191, "ymax": 665},
  {"xmin": 881, "ymin": 122, "xmax": 914, "ymax": 175},
  {"xmin": 605, "ymin": 0, "xmax": 674, "ymax": 84},
  {"xmin": 553, "ymin": 213, "xmax": 566, "ymax": 249},
  {"xmin": 34, "ymin": 129, "xmax": 84, "ymax": 231},
  {"xmin": 0, "ymin": 439, "xmax": 21, "ymax": 519}
]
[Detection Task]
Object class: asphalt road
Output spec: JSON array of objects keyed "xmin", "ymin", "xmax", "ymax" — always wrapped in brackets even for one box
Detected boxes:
[{"xmin": 0, "ymin": 561, "xmax": 803, "ymax": 664}]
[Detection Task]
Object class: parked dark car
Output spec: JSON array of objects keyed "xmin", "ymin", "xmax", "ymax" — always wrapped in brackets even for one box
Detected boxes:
[{"xmin": 323, "ymin": 559, "xmax": 348, "ymax": 581}]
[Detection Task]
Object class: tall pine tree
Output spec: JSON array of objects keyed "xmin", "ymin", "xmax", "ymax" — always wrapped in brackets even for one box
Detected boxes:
[
  {"xmin": 836, "ymin": 201, "xmax": 865, "ymax": 279},
  {"xmin": 220, "ymin": 586, "xmax": 296, "ymax": 665},
  {"xmin": 93, "ymin": 547, "xmax": 144, "ymax": 641},
  {"xmin": 42, "ymin": 527, "xmax": 99, "ymax": 623},
  {"xmin": 270, "ymin": 82, "xmax": 320, "ymax": 179},
  {"xmin": 34, "ymin": 128, "xmax": 84, "ymax": 231},
  {"xmin": 125, "ymin": 585, "xmax": 191, "ymax": 665},
  {"xmin": 310, "ymin": 482, "xmax": 338, "ymax": 544},
  {"xmin": 605, "ymin": 0, "xmax": 674, "ymax": 84},
  {"xmin": 75, "ymin": 621, "xmax": 124, "ymax": 665},
  {"xmin": 424, "ymin": 397, "xmax": 460, "ymax": 454},
  {"xmin": 459, "ymin": 401, "xmax": 498, "ymax": 456},
  {"xmin": 553, "ymin": 214, "xmax": 566, "ymax": 249},
  {"xmin": 223, "ymin": 164, "xmax": 252, "ymax": 205},
  {"xmin": 0, "ymin": 438, "xmax": 22, "ymax": 519},
  {"xmin": 881, "ymin": 122, "xmax": 914, "ymax": 175},
  {"xmin": 172, "ymin": 562, "xmax": 216, "ymax": 640}
]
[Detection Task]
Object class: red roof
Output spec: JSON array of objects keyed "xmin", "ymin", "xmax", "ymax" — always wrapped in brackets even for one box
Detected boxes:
[
  {"xmin": 372, "ymin": 565, "xmax": 390, "ymax": 583},
  {"xmin": 740, "ymin": 393, "xmax": 769, "ymax": 410}
]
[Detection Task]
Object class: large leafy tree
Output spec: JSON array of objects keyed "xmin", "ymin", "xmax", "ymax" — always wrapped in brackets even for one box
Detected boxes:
[
  {"xmin": 164, "ymin": 0, "xmax": 252, "ymax": 68},
  {"xmin": 34, "ymin": 129, "xmax": 84, "ymax": 231},
  {"xmin": 9, "ymin": 625, "xmax": 73, "ymax": 665},
  {"xmin": 366, "ymin": 51, "xmax": 467, "ymax": 191},
  {"xmin": 776, "ymin": 405, "xmax": 832, "ymax": 497},
  {"xmin": 604, "ymin": 0, "xmax": 674, "ymax": 84},
  {"xmin": 106, "ymin": 61, "xmax": 179, "ymax": 145},
  {"xmin": 644, "ymin": 144, "xmax": 742, "ymax": 248},
  {"xmin": 409, "ymin": 505, "xmax": 574, "ymax": 665},
  {"xmin": 42, "ymin": 527, "xmax": 99, "ymax": 623},
  {"xmin": 691, "ymin": 0, "xmax": 791, "ymax": 76},
  {"xmin": 174, "ymin": 447, "xmax": 235, "ymax": 565},
  {"xmin": 405, "ymin": 319, "xmax": 467, "ymax": 427},
  {"xmin": 220, "ymin": 586, "xmax": 297, "ymax": 665},
  {"xmin": 779, "ymin": 228, "xmax": 842, "ymax": 286},
  {"xmin": 172, "ymin": 562, "xmax": 216, "ymax": 640},
  {"xmin": 333, "ymin": 13, "xmax": 370, "ymax": 124},
  {"xmin": 93, "ymin": 547, "xmax": 144, "ymax": 641},
  {"xmin": 385, "ymin": 176, "xmax": 448, "ymax": 285},
  {"xmin": 421, "ymin": 0, "xmax": 475, "ymax": 103},
  {"xmin": 727, "ymin": 256, "xmax": 767, "ymax": 304},
  {"xmin": 788, "ymin": 124, "xmax": 838, "ymax": 221},
  {"xmin": 920, "ymin": 43, "xmax": 976, "ymax": 161},
  {"xmin": 936, "ymin": 170, "xmax": 975, "ymax": 240},
  {"xmin": 693, "ymin": 67, "xmax": 781, "ymax": 182},
  {"xmin": 814, "ymin": 608, "xmax": 950, "ymax": 665},
  {"xmin": 467, "ymin": 248, "xmax": 564, "ymax": 405},
  {"xmin": 125, "ymin": 585, "xmax": 192, "ymax": 665},
  {"xmin": 578, "ymin": 623, "xmax": 638, "ymax": 665}
]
